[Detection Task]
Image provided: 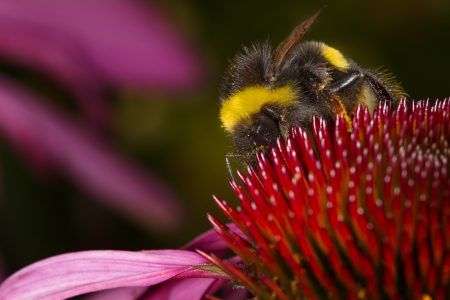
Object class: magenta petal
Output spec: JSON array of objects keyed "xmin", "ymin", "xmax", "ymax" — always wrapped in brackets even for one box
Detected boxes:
[
  {"xmin": 0, "ymin": 23, "xmax": 110, "ymax": 129},
  {"xmin": 0, "ymin": 21, "xmax": 104, "ymax": 97},
  {"xmin": 0, "ymin": 77, "xmax": 183, "ymax": 230},
  {"xmin": 143, "ymin": 278, "xmax": 217, "ymax": 300},
  {"xmin": 87, "ymin": 226, "xmax": 240, "ymax": 300},
  {"xmin": 86, "ymin": 279, "xmax": 219, "ymax": 300},
  {"xmin": 85, "ymin": 278, "xmax": 223, "ymax": 300},
  {"xmin": 0, "ymin": 0, "xmax": 203, "ymax": 89},
  {"xmin": 183, "ymin": 227, "xmax": 229, "ymax": 255},
  {"xmin": 184, "ymin": 223, "xmax": 244, "ymax": 255},
  {"xmin": 84, "ymin": 287, "xmax": 148, "ymax": 300},
  {"xmin": 0, "ymin": 250, "xmax": 209, "ymax": 300}
]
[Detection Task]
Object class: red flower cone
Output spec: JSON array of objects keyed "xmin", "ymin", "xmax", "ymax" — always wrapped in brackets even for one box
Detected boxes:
[{"xmin": 207, "ymin": 100, "xmax": 450, "ymax": 299}]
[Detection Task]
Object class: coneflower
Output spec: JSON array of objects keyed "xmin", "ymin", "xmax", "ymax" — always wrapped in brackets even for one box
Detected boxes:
[
  {"xmin": 0, "ymin": 100, "xmax": 447, "ymax": 300},
  {"xmin": 206, "ymin": 99, "xmax": 450, "ymax": 299}
]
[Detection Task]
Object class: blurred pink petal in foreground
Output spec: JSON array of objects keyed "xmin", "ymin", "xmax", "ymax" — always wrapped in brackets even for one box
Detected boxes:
[
  {"xmin": 0, "ymin": 0, "xmax": 206, "ymax": 230},
  {"xmin": 0, "ymin": 77, "xmax": 184, "ymax": 230},
  {"xmin": 0, "ymin": 250, "xmax": 219, "ymax": 300},
  {"xmin": 0, "ymin": 0, "xmax": 203, "ymax": 89}
]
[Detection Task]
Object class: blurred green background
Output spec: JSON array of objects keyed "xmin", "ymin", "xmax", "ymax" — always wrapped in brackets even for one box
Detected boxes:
[{"xmin": 1, "ymin": 0, "xmax": 449, "ymax": 274}]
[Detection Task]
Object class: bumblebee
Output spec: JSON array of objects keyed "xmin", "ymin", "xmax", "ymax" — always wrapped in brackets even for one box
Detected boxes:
[{"xmin": 219, "ymin": 10, "xmax": 404, "ymax": 172}]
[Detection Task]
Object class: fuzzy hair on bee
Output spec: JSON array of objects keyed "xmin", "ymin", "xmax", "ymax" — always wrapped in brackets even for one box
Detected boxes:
[{"xmin": 219, "ymin": 9, "xmax": 405, "ymax": 172}]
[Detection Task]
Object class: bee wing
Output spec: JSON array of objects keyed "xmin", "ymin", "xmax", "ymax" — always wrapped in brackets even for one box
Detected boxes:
[{"xmin": 274, "ymin": 8, "xmax": 323, "ymax": 72}]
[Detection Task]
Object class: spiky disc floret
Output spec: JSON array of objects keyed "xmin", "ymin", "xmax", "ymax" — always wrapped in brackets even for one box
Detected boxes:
[{"xmin": 207, "ymin": 100, "xmax": 450, "ymax": 299}]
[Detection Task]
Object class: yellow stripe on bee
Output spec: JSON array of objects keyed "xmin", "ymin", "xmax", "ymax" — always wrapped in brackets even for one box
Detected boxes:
[
  {"xmin": 220, "ymin": 85, "xmax": 297, "ymax": 132},
  {"xmin": 321, "ymin": 44, "xmax": 349, "ymax": 70}
]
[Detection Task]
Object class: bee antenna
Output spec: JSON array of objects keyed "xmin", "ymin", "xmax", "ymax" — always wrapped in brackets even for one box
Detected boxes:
[{"xmin": 274, "ymin": 7, "xmax": 325, "ymax": 73}]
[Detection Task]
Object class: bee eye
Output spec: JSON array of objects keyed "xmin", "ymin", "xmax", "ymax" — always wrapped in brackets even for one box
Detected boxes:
[
  {"xmin": 250, "ymin": 112, "xmax": 281, "ymax": 148},
  {"xmin": 305, "ymin": 64, "xmax": 329, "ymax": 83},
  {"xmin": 252, "ymin": 125, "xmax": 265, "ymax": 144},
  {"xmin": 308, "ymin": 74, "xmax": 318, "ymax": 82}
]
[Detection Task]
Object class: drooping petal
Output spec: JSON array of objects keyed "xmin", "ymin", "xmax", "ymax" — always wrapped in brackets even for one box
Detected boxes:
[
  {"xmin": 143, "ymin": 278, "xmax": 217, "ymax": 300},
  {"xmin": 86, "ymin": 227, "xmax": 241, "ymax": 300},
  {"xmin": 85, "ymin": 271, "xmax": 228, "ymax": 300},
  {"xmin": 0, "ymin": 250, "xmax": 210, "ymax": 300},
  {"xmin": 0, "ymin": 77, "xmax": 184, "ymax": 230},
  {"xmin": 0, "ymin": 0, "xmax": 203, "ymax": 89},
  {"xmin": 84, "ymin": 287, "xmax": 148, "ymax": 300},
  {"xmin": 183, "ymin": 223, "xmax": 244, "ymax": 255},
  {"xmin": 85, "ymin": 278, "xmax": 226, "ymax": 300}
]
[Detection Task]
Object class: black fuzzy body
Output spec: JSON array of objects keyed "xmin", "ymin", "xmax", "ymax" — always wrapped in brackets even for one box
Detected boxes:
[{"xmin": 220, "ymin": 41, "xmax": 404, "ymax": 166}]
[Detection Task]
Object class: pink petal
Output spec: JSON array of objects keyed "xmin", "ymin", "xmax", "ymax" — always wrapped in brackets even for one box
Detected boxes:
[
  {"xmin": 0, "ymin": 77, "xmax": 184, "ymax": 231},
  {"xmin": 0, "ymin": 250, "xmax": 209, "ymax": 300},
  {"xmin": 87, "ymin": 227, "xmax": 239, "ymax": 300},
  {"xmin": 85, "ymin": 278, "xmax": 226, "ymax": 300},
  {"xmin": 0, "ymin": 14, "xmax": 101, "ymax": 88},
  {"xmin": 184, "ymin": 223, "xmax": 245, "ymax": 255},
  {"xmin": 143, "ymin": 278, "xmax": 217, "ymax": 300},
  {"xmin": 142, "ymin": 276, "xmax": 245, "ymax": 299},
  {"xmin": 84, "ymin": 287, "xmax": 148, "ymax": 300},
  {"xmin": 0, "ymin": 21, "xmax": 108, "ymax": 126},
  {"xmin": 0, "ymin": 0, "xmax": 203, "ymax": 89}
]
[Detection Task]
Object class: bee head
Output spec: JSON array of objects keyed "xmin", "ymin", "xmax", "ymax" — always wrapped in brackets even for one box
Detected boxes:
[
  {"xmin": 232, "ymin": 105, "xmax": 285, "ymax": 157},
  {"xmin": 218, "ymin": 43, "xmax": 285, "ymax": 163},
  {"xmin": 220, "ymin": 84, "xmax": 298, "ymax": 161}
]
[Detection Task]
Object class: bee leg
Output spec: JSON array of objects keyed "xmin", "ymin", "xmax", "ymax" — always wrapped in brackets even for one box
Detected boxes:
[
  {"xmin": 329, "ymin": 71, "xmax": 363, "ymax": 93},
  {"xmin": 225, "ymin": 152, "xmax": 239, "ymax": 182},
  {"xmin": 364, "ymin": 72, "xmax": 397, "ymax": 102}
]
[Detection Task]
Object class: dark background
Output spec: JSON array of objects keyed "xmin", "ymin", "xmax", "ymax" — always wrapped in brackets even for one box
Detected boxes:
[{"xmin": 1, "ymin": 0, "xmax": 449, "ymax": 274}]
